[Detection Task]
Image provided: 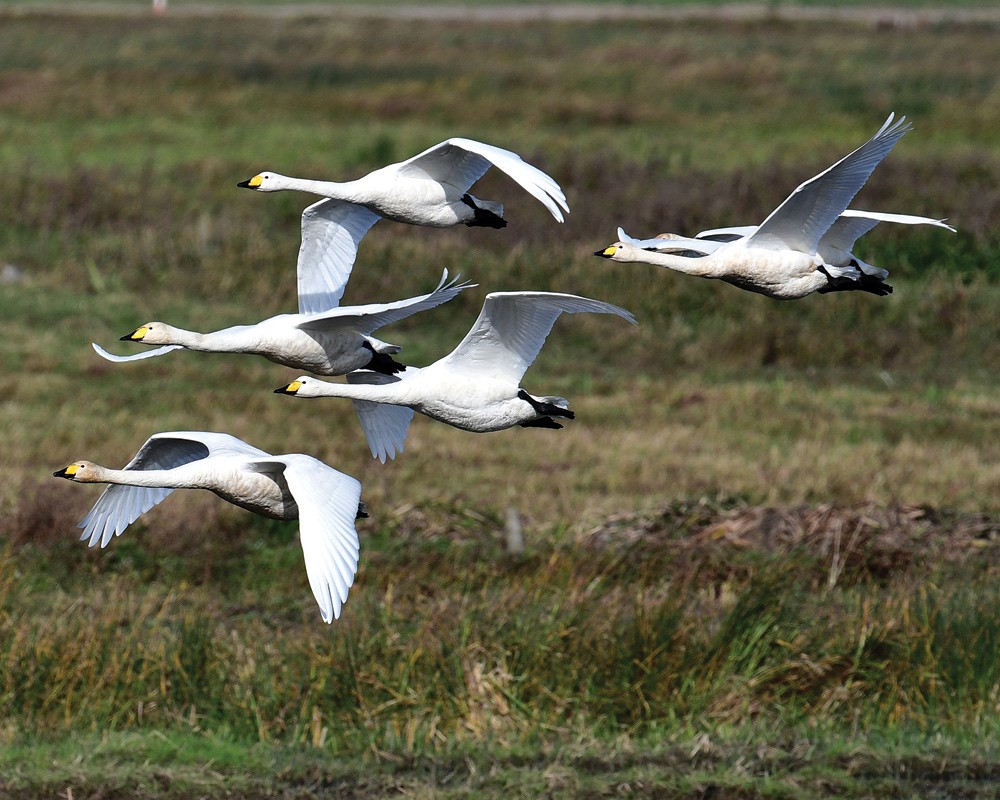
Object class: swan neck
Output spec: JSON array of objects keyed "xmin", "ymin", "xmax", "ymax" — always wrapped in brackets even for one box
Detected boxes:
[
  {"xmin": 282, "ymin": 175, "xmax": 358, "ymax": 200},
  {"xmin": 90, "ymin": 465, "xmax": 198, "ymax": 489},
  {"xmin": 640, "ymin": 249, "xmax": 722, "ymax": 277}
]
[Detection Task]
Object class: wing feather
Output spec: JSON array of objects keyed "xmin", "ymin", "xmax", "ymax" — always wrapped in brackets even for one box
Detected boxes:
[
  {"xmin": 297, "ymin": 198, "xmax": 380, "ymax": 315},
  {"xmin": 748, "ymin": 114, "xmax": 911, "ymax": 253},
  {"xmin": 347, "ymin": 370, "xmax": 416, "ymax": 463},
  {"xmin": 91, "ymin": 342, "xmax": 184, "ymax": 363},
  {"xmin": 296, "ymin": 270, "xmax": 475, "ymax": 335},
  {"xmin": 266, "ymin": 456, "xmax": 362, "ymax": 623},
  {"xmin": 397, "ymin": 138, "xmax": 569, "ymax": 222},
  {"xmin": 439, "ymin": 292, "xmax": 637, "ymax": 384}
]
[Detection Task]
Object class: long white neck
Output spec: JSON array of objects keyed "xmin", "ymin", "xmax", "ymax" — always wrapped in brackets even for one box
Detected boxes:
[
  {"xmin": 271, "ymin": 174, "xmax": 368, "ymax": 203},
  {"xmin": 296, "ymin": 378, "xmax": 414, "ymax": 405},
  {"xmin": 620, "ymin": 244, "xmax": 725, "ymax": 278},
  {"xmin": 158, "ymin": 324, "xmax": 257, "ymax": 353},
  {"xmin": 85, "ymin": 465, "xmax": 202, "ymax": 490}
]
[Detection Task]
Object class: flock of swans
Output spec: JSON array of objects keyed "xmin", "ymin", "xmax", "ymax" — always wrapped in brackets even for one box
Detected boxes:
[{"xmin": 54, "ymin": 116, "xmax": 953, "ymax": 623}]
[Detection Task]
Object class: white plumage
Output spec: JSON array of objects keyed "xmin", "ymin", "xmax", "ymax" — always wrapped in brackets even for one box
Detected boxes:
[
  {"xmin": 93, "ymin": 269, "xmax": 473, "ymax": 377},
  {"xmin": 275, "ymin": 292, "xmax": 637, "ymax": 462},
  {"xmin": 598, "ymin": 114, "xmax": 952, "ymax": 299},
  {"xmin": 238, "ymin": 137, "xmax": 569, "ymax": 291},
  {"xmin": 53, "ymin": 431, "xmax": 365, "ymax": 623}
]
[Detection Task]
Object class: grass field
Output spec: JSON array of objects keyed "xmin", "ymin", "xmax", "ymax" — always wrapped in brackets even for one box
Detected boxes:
[{"xmin": 0, "ymin": 3, "xmax": 998, "ymax": 798}]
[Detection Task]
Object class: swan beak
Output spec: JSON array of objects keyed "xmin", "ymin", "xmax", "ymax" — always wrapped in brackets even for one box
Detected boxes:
[
  {"xmin": 594, "ymin": 246, "xmax": 615, "ymax": 258},
  {"xmin": 274, "ymin": 380, "xmax": 302, "ymax": 395},
  {"xmin": 237, "ymin": 175, "xmax": 263, "ymax": 190},
  {"xmin": 356, "ymin": 501, "xmax": 369, "ymax": 520},
  {"xmin": 121, "ymin": 326, "xmax": 148, "ymax": 342},
  {"xmin": 53, "ymin": 464, "xmax": 78, "ymax": 479}
]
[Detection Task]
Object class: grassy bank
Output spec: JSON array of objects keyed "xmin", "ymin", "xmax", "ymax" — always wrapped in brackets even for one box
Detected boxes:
[{"xmin": 0, "ymin": 7, "xmax": 998, "ymax": 798}]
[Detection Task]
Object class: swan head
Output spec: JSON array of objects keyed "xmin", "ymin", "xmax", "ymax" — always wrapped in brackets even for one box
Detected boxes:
[
  {"xmin": 237, "ymin": 171, "xmax": 289, "ymax": 192},
  {"xmin": 121, "ymin": 322, "xmax": 174, "ymax": 346},
  {"xmin": 594, "ymin": 241, "xmax": 639, "ymax": 262},
  {"xmin": 274, "ymin": 376, "xmax": 328, "ymax": 398},
  {"xmin": 53, "ymin": 460, "xmax": 99, "ymax": 482}
]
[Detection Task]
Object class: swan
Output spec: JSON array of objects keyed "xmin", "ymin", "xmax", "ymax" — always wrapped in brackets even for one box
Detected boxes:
[
  {"xmin": 596, "ymin": 114, "xmax": 946, "ymax": 299},
  {"xmin": 93, "ymin": 269, "xmax": 474, "ymax": 376},
  {"xmin": 53, "ymin": 431, "xmax": 365, "ymax": 623},
  {"xmin": 612, "ymin": 210, "xmax": 956, "ymax": 289},
  {"xmin": 274, "ymin": 292, "xmax": 637, "ymax": 463},
  {"xmin": 237, "ymin": 138, "xmax": 569, "ymax": 285}
]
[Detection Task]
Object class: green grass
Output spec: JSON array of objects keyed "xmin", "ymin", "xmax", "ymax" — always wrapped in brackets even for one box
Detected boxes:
[{"xmin": 1, "ymin": 6, "xmax": 999, "ymax": 798}]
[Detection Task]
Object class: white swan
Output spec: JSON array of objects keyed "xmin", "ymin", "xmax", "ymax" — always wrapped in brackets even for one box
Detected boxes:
[
  {"xmin": 274, "ymin": 292, "xmax": 637, "ymax": 462},
  {"xmin": 596, "ymin": 114, "xmax": 947, "ymax": 299},
  {"xmin": 238, "ymin": 138, "xmax": 569, "ymax": 286},
  {"xmin": 93, "ymin": 270, "xmax": 474, "ymax": 376},
  {"xmin": 613, "ymin": 210, "xmax": 956, "ymax": 286},
  {"xmin": 53, "ymin": 431, "xmax": 365, "ymax": 623}
]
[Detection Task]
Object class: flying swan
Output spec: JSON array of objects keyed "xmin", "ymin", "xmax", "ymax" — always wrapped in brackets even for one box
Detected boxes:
[
  {"xmin": 93, "ymin": 269, "xmax": 474, "ymax": 376},
  {"xmin": 237, "ymin": 138, "xmax": 569, "ymax": 288},
  {"xmin": 597, "ymin": 114, "xmax": 952, "ymax": 299},
  {"xmin": 53, "ymin": 431, "xmax": 365, "ymax": 623},
  {"xmin": 274, "ymin": 292, "xmax": 637, "ymax": 463},
  {"xmin": 612, "ymin": 210, "xmax": 956, "ymax": 287}
]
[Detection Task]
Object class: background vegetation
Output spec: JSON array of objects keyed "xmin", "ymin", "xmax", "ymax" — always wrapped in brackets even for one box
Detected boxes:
[{"xmin": 0, "ymin": 3, "xmax": 997, "ymax": 797}]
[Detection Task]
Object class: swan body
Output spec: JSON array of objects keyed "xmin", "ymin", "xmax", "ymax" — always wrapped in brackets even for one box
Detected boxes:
[
  {"xmin": 53, "ymin": 431, "xmax": 364, "ymax": 623},
  {"xmin": 275, "ymin": 292, "xmax": 637, "ymax": 462},
  {"xmin": 93, "ymin": 270, "xmax": 473, "ymax": 376},
  {"xmin": 598, "ymin": 114, "xmax": 948, "ymax": 299},
  {"xmin": 616, "ymin": 210, "xmax": 956, "ymax": 278},
  {"xmin": 238, "ymin": 138, "xmax": 569, "ymax": 287}
]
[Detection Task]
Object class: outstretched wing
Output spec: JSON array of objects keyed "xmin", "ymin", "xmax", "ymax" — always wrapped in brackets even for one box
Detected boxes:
[
  {"xmin": 748, "ymin": 114, "xmax": 911, "ymax": 254},
  {"xmin": 253, "ymin": 456, "xmax": 362, "ymax": 623},
  {"xmin": 347, "ymin": 369, "xmax": 416, "ymax": 463},
  {"xmin": 396, "ymin": 138, "xmax": 569, "ymax": 222},
  {"xmin": 439, "ymin": 292, "xmax": 637, "ymax": 384},
  {"xmin": 91, "ymin": 342, "xmax": 184, "ymax": 363},
  {"xmin": 297, "ymin": 198, "xmax": 381, "ymax": 315},
  {"xmin": 77, "ymin": 432, "xmax": 256, "ymax": 548},
  {"xmin": 296, "ymin": 270, "xmax": 476, "ymax": 335}
]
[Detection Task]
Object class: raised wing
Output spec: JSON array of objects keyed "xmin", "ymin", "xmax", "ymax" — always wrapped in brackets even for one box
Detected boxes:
[
  {"xmin": 255, "ymin": 456, "xmax": 362, "ymax": 623},
  {"xmin": 296, "ymin": 270, "xmax": 476, "ymax": 335},
  {"xmin": 91, "ymin": 342, "xmax": 184, "ymax": 363},
  {"xmin": 397, "ymin": 138, "xmax": 569, "ymax": 222},
  {"xmin": 748, "ymin": 114, "xmax": 911, "ymax": 254},
  {"xmin": 76, "ymin": 432, "xmax": 258, "ymax": 548},
  {"xmin": 440, "ymin": 292, "xmax": 637, "ymax": 383},
  {"xmin": 347, "ymin": 369, "xmax": 416, "ymax": 463},
  {"xmin": 297, "ymin": 198, "xmax": 380, "ymax": 315}
]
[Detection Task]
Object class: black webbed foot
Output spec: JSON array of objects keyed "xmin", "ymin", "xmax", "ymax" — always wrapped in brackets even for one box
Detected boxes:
[
  {"xmin": 363, "ymin": 341, "xmax": 407, "ymax": 374},
  {"xmin": 517, "ymin": 389, "xmax": 574, "ymax": 420},
  {"xmin": 461, "ymin": 193, "xmax": 507, "ymax": 229},
  {"xmin": 520, "ymin": 417, "xmax": 563, "ymax": 430}
]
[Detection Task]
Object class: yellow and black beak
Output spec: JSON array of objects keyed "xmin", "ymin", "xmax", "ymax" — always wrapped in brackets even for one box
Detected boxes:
[
  {"xmin": 274, "ymin": 380, "xmax": 302, "ymax": 395},
  {"xmin": 594, "ymin": 246, "xmax": 616, "ymax": 258},
  {"xmin": 237, "ymin": 175, "xmax": 263, "ymax": 190},
  {"xmin": 121, "ymin": 326, "xmax": 149, "ymax": 342},
  {"xmin": 53, "ymin": 463, "xmax": 79, "ymax": 479}
]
